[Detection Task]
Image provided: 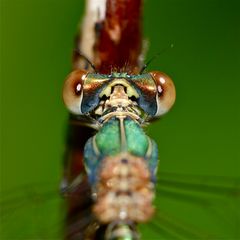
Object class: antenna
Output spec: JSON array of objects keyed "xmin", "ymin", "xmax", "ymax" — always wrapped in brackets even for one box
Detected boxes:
[
  {"xmin": 140, "ymin": 43, "xmax": 174, "ymax": 74},
  {"xmin": 74, "ymin": 49, "xmax": 97, "ymax": 73}
]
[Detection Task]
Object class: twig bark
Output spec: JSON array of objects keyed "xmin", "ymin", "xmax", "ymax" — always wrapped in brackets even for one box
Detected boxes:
[{"xmin": 74, "ymin": 0, "xmax": 143, "ymax": 74}]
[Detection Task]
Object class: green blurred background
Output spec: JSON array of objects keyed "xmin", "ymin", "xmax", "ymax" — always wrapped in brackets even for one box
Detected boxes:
[{"xmin": 0, "ymin": 0, "xmax": 239, "ymax": 239}]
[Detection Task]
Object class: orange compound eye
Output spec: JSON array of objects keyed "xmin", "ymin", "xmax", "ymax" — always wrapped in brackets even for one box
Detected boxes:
[
  {"xmin": 62, "ymin": 69, "xmax": 88, "ymax": 115},
  {"xmin": 149, "ymin": 71, "xmax": 176, "ymax": 117}
]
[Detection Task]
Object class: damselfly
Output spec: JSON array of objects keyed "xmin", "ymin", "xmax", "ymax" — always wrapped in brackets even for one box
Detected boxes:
[
  {"xmin": 61, "ymin": 67, "xmax": 175, "ymax": 239},
  {"xmin": 0, "ymin": 0, "xmax": 239, "ymax": 240},
  {"xmin": 60, "ymin": 0, "xmax": 177, "ymax": 238}
]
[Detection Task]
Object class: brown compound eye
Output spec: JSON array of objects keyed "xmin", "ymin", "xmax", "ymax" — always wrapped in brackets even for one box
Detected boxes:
[
  {"xmin": 149, "ymin": 71, "xmax": 176, "ymax": 116},
  {"xmin": 62, "ymin": 69, "xmax": 88, "ymax": 115}
]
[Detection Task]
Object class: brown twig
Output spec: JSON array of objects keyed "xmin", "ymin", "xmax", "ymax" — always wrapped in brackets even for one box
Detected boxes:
[{"xmin": 74, "ymin": 0, "xmax": 143, "ymax": 74}]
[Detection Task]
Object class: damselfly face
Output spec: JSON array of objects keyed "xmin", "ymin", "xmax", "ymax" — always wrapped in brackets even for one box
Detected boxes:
[{"xmin": 63, "ymin": 70, "xmax": 176, "ymax": 120}]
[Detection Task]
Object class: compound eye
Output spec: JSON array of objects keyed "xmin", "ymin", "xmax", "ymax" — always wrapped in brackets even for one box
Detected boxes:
[
  {"xmin": 149, "ymin": 71, "xmax": 176, "ymax": 116},
  {"xmin": 62, "ymin": 70, "xmax": 88, "ymax": 115}
]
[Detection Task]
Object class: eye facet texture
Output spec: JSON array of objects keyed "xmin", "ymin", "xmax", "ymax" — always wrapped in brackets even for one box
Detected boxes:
[
  {"xmin": 149, "ymin": 71, "xmax": 176, "ymax": 116},
  {"xmin": 63, "ymin": 70, "xmax": 88, "ymax": 115}
]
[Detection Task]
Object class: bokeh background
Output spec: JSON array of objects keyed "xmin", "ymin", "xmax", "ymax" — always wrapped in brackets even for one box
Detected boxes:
[{"xmin": 0, "ymin": 0, "xmax": 239, "ymax": 239}]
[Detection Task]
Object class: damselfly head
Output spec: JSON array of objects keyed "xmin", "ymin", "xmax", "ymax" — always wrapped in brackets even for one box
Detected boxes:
[{"xmin": 63, "ymin": 69, "xmax": 176, "ymax": 119}]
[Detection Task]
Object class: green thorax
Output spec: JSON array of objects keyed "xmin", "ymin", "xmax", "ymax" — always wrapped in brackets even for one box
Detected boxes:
[
  {"xmin": 84, "ymin": 116, "xmax": 158, "ymax": 184},
  {"xmin": 95, "ymin": 117, "xmax": 149, "ymax": 157}
]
